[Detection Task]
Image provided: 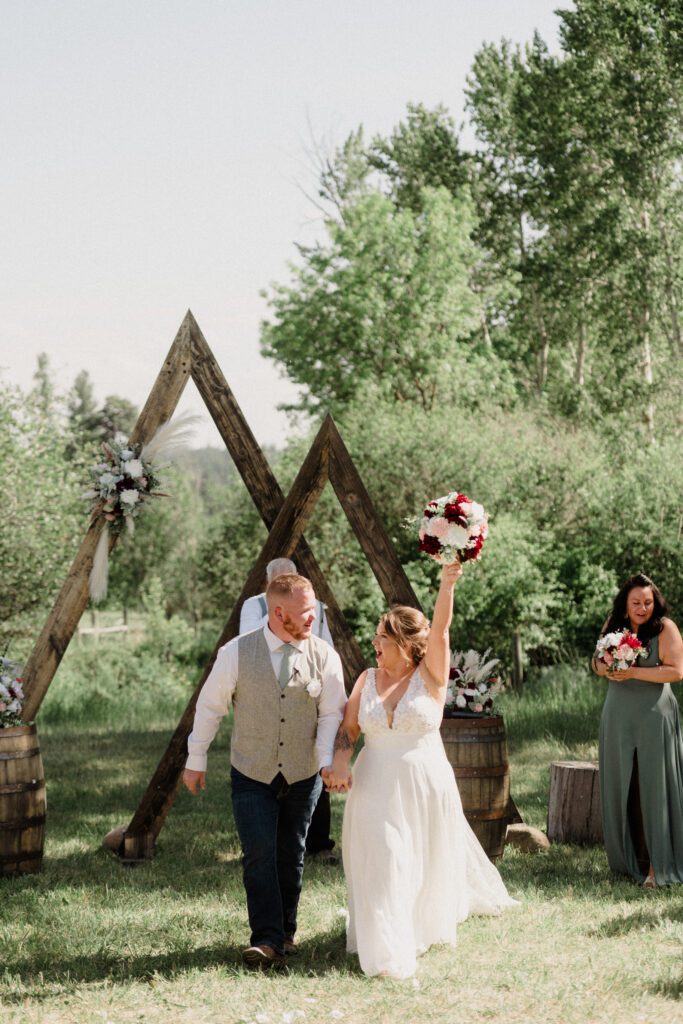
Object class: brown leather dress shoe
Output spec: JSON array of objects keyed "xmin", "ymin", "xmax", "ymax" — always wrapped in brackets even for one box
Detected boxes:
[
  {"xmin": 242, "ymin": 944, "xmax": 286, "ymax": 969},
  {"xmin": 284, "ymin": 938, "xmax": 299, "ymax": 956}
]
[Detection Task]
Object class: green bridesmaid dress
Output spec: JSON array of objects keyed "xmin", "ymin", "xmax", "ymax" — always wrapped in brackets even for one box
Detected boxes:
[{"xmin": 599, "ymin": 635, "xmax": 683, "ymax": 883}]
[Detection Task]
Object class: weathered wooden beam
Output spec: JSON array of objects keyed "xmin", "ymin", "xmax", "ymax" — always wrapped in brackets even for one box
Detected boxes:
[
  {"xmin": 327, "ymin": 415, "xmax": 421, "ymax": 610},
  {"xmin": 189, "ymin": 317, "xmax": 366, "ymax": 688},
  {"xmin": 121, "ymin": 419, "xmax": 332, "ymax": 856},
  {"xmin": 21, "ymin": 316, "xmax": 193, "ymax": 721}
]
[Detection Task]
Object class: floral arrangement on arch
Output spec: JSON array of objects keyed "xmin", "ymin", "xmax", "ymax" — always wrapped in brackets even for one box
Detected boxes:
[
  {"xmin": 83, "ymin": 436, "xmax": 163, "ymax": 538},
  {"xmin": 0, "ymin": 656, "xmax": 24, "ymax": 728},
  {"xmin": 83, "ymin": 413, "xmax": 197, "ymax": 603},
  {"xmin": 418, "ymin": 491, "xmax": 488, "ymax": 565},
  {"xmin": 594, "ymin": 630, "xmax": 645, "ymax": 672},
  {"xmin": 444, "ymin": 649, "xmax": 501, "ymax": 717}
]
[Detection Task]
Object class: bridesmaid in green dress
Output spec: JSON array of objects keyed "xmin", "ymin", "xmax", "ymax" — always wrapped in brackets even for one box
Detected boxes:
[{"xmin": 593, "ymin": 574, "xmax": 683, "ymax": 888}]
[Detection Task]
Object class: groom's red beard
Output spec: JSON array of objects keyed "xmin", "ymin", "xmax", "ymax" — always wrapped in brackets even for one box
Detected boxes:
[{"xmin": 281, "ymin": 614, "xmax": 314, "ymax": 641}]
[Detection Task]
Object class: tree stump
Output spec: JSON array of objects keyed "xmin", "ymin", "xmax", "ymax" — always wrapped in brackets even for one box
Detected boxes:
[{"xmin": 547, "ymin": 760, "xmax": 603, "ymax": 845}]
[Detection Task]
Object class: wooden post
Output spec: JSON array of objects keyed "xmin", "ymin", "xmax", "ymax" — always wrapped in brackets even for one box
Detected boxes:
[
  {"xmin": 547, "ymin": 761, "xmax": 603, "ymax": 845},
  {"xmin": 327, "ymin": 418, "xmax": 420, "ymax": 608},
  {"xmin": 512, "ymin": 631, "xmax": 524, "ymax": 692}
]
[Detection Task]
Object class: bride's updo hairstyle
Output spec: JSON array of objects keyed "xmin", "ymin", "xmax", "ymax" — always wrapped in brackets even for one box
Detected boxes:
[{"xmin": 379, "ymin": 606, "xmax": 430, "ymax": 666}]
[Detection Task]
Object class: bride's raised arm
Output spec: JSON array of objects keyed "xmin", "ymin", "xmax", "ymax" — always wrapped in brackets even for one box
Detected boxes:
[{"xmin": 422, "ymin": 562, "xmax": 463, "ymax": 688}]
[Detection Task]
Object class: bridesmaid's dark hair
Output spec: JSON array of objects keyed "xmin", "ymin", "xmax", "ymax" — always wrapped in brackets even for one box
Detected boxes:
[{"xmin": 603, "ymin": 573, "xmax": 668, "ymax": 642}]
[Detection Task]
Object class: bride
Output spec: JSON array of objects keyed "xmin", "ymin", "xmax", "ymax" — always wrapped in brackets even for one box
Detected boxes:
[{"xmin": 325, "ymin": 562, "xmax": 517, "ymax": 979}]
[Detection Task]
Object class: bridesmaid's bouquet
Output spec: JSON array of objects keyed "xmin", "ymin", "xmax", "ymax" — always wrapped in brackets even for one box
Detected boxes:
[
  {"xmin": 418, "ymin": 491, "xmax": 488, "ymax": 565},
  {"xmin": 444, "ymin": 649, "xmax": 500, "ymax": 717},
  {"xmin": 594, "ymin": 630, "xmax": 645, "ymax": 671}
]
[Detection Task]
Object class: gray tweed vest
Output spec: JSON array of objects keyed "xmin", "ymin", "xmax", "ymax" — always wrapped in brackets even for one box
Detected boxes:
[{"xmin": 231, "ymin": 629, "xmax": 329, "ymax": 784}]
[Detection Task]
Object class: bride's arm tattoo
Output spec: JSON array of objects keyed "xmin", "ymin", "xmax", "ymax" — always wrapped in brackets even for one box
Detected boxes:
[{"xmin": 333, "ymin": 726, "xmax": 354, "ymax": 754}]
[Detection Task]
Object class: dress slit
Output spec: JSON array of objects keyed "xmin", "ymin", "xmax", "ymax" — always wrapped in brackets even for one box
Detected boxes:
[{"xmin": 626, "ymin": 749, "xmax": 650, "ymax": 874}]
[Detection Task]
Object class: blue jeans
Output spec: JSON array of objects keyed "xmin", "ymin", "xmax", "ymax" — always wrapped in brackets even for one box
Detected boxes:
[{"xmin": 230, "ymin": 766, "xmax": 322, "ymax": 953}]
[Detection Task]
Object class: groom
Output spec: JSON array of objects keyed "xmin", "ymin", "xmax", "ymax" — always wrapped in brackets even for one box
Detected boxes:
[{"xmin": 183, "ymin": 573, "xmax": 346, "ymax": 969}]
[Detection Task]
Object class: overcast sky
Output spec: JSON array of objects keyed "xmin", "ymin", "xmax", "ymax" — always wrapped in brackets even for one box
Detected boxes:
[{"xmin": 1, "ymin": 1, "xmax": 566, "ymax": 448}]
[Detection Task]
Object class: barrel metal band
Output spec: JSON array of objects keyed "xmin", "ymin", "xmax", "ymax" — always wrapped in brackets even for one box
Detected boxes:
[
  {"xmin": 0, "ymin": 748, "xmax": 41, "ymax": 761},
  {"xmin": 0, "ymin": 848, "xmax": 43, "ymax": 864},
  {"xmin": 465, "ymin": 808, "xmax": 508, "ymax": 821},
  {"xmin": 0, "ymin": 814, "xmax": 46, "ymax": 831},
  {"xmin": 453, "ymin": 765, "xmax": 509, "ymax": 778},
  {"xmin": 0, "ymin": 779, "xmax": 44, "ymax": 794}
]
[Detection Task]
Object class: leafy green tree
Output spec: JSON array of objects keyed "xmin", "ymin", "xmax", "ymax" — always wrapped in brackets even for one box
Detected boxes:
[
  {"xmin": 67, "ymin": 370, "xmax": 103, "ymax": 454},
  {"xmin": 556, "ymin": 0, "xmax": 683, "ymax": 437},
  {"xmin": 0, "ymin": 383, "xmax": 84, "ymax": 639},
  {"xmin": 466, "ymin": 4, "xmax": 683, "ymax": 434},
  {"xmin": 30, "ymin": 353, "xmax": 59, "ymax": 420},
  {"xmin": 369, "ymin": 103, "xmax": 470, "ymax": 213},
  {"xmin": 99, "ymin": 395, "xmax": 138, "ymax": 440},
  {"xmin": 261, "ymin": 185, "xmax": 511, "ymax": 414}
]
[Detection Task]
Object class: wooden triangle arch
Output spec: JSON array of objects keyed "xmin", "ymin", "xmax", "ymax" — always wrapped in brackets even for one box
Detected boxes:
[{"xmin": 20, "ymin": 311, "xmax": 422, "ymax": 861}]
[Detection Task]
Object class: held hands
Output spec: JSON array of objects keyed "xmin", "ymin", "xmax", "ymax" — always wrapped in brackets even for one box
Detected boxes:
[
  {"xmin": 182, "ymin": 768, "xmax": 206, "ymax": 795},
  {"xmin": 321, "ymin": 765, "xmax": 352, "ymax": 793}
]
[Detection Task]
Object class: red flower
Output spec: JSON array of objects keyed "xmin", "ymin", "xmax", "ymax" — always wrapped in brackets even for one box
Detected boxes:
[
  {"xmin": 622, "ymin": 633, "xmax": 643, "ymax": 649},
  {"xmin": 419, "ymin": 534, "xmax": 442, "ymax": 556},
  {"xmin": 460, "ymin": 534, "xmax": 484, "ymax": 562},
  {"xmin": 443, "ymin": 499, "xmax": 467, "ymax": 526},
  {"xmin": 423, "ymin": 502, "xmax": 438, "ymax": 519}
]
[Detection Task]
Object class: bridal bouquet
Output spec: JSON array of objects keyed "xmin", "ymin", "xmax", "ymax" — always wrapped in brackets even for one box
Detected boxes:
[
  {"xmin": 82, "ymin": 413, "xmax": 197, "ymax": 603},
  {"xmin": 418, "ymin": 491, "xmax": 488, "ymax": 565},
  {"xmin": 594, "ymin": 630, "xmax": 645, "ymax": 671},
  {"xmin": 444, "ymin": 648, "xmax": 501, "ymax": 717},
  {"xmin": 0, "ymin": 657, "xmax": 24, "ymax": 728}
]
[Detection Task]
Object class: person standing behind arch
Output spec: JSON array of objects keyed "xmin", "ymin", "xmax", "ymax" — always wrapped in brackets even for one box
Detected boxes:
[
  {"xmin": 240, "ymin": 558, "xmax": 333, "ymax": 646},
  {"xmin": 240, "ymin": 557, "xmax": 338, "ymax": 861}
]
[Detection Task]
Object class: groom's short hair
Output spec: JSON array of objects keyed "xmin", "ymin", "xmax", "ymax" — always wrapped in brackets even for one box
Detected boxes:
[{"xmin": 266, "ymin": 573, "xmax": 313, "ymax": 602}]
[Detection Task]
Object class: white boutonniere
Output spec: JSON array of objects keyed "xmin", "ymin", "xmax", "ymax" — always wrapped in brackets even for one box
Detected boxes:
[{"xmin": 287, "ymin": 666, "xmax": 322, "ymax": 698}]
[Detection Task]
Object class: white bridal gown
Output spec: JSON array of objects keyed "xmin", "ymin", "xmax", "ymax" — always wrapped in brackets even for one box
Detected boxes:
[{"xmin": 342, "ymin": 668, "xmax": 517, "ymax": 979}]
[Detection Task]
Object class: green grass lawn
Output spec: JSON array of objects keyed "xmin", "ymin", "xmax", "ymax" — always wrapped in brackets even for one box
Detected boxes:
[{"xmin": 2, "ymin": 668, "xmax": 683, "ymax": 1024}]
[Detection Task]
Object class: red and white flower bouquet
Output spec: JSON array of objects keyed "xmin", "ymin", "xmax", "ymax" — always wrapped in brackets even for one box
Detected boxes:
[
  {"xmin": 594, "ymin": 630, "xmax": 645, "ymax": 671},
  {"xmin": 418, "ymin": 491, "xmax": 488, "ymax": 565}
]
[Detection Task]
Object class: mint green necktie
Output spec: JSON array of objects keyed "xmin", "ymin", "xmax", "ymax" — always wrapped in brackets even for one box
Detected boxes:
[{"xmin": 278, "ymin": 643, "xmax": 297, "ymax": 689}]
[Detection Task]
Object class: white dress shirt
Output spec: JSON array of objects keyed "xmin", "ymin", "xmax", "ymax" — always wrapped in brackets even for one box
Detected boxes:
[
  {"xmin": 186, "ymin": 623, "xmax": 346, "ymax": 774},
  {"xmin": 240, "ymin": 593, "xmax": 335, "ymax": 648}
]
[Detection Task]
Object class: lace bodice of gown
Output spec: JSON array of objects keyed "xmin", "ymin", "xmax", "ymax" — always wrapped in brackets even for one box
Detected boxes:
[{"xmin": 359, "ymin": 667, "xmax": 443, "ymax": 737}]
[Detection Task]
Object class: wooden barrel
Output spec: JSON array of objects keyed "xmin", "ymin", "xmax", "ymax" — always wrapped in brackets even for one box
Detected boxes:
[
  {"xmin": 0, "ymin": 724, "xmax": 46, "ymax": 875},
  {"xmin": 440, "ymin": 715, "xmax": 510, "ymax": 860}
]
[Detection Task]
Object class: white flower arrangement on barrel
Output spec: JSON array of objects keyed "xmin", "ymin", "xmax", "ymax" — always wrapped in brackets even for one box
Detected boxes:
[
  {"xmin": 82, "ymin": 413, "xmax": 197, "ymax": 603},
  {"xmin": 594, "ymin": 629, "xmax": 646, "ymax": 671},
  {"xmin": 444, "ymin": 649, "xmax": 501, "ymax": 718},
  {"xmin": 418, "ymin": 490, "xmax": 488, "ymax": 565},
  {"xmin": 0, "ymin": 657, "xmax": 24, "ymax": 728}
]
